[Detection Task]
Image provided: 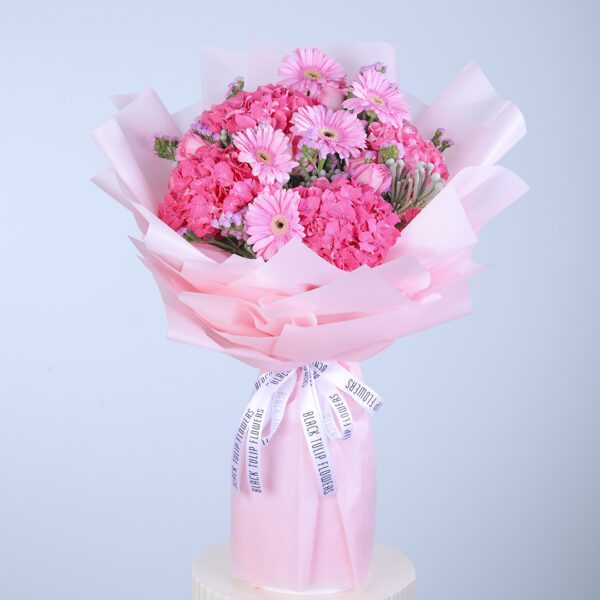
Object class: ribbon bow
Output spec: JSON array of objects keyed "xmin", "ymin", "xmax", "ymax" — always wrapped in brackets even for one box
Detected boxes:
[{"xmin": 231, "ymin": 361, "xmax": 383, "ymax": 497}]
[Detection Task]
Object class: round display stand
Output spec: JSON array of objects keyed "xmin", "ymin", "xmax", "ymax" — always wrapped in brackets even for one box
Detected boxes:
[{"xmin": 192, "ymin": 542, "xmax": 416, "ymax": 600}]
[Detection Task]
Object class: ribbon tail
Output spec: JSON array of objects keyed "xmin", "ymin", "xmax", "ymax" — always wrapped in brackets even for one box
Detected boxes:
[
  {"xmin": 231, "ymin": 371, "xmax": 272, "ymax": 492},
  {"xmin": 317, "ymin": 377, "xmax": 354, "ymax": 441},
  {"xmin": 245, "ymin": 386, "xmax": 271, "ymax": 493},
  {"xmin": 231, "ymin": 404, "xmax": 256, "ymax": 492},
  {"xmin": 299, "ymin": 366, "xmax": 337, "ymax": 497},
  {"xmin": 319, "ymin": 362, "xmax": 384, "ymax": 414}
]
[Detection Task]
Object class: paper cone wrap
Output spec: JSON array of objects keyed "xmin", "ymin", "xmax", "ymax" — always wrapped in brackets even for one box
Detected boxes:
[{"xmin": 93, "ymin": 42, "xmax": 526, "ymax": 591}]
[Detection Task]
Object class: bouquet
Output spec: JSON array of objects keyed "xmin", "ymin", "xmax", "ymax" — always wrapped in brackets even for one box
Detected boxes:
[{"xmin": 93, "ymin": 42, "xmax": 526, "ymax": 593}]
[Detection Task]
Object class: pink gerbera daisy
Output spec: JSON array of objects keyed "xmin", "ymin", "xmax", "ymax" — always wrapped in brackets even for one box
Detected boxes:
[
  {"xmin": 279, "ymin": 48, "xmax": 345, "ymax": 97},
  {"xmin": 245, "ymin": 188, "xmax": 305, "ymax": 259},
  {"xmin": 291, "ymin": 105, "xmax": 366, "ymax": 159},
  {"xmin": 233, "ymin": 125, "xmax": 298, "ymax": 185},
  {"xmin": 343, "ymin": 70, "xmax": 410, "ymax": 127}
]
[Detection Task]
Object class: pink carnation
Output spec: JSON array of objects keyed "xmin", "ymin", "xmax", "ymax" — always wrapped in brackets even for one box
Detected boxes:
[
  {"xmin": 199, "ymin": 84, "xmax": 316, "ymax": 136},
  {"xmin": 297, "ymin": 177, "xmax": 400, "ymax": 271},
  {"xmin": 368, "ymin": 121, "xmax": 449, "ymax": 180},
  {"xmin": 366, "ymin": 121, "xmax": 400, "ymax": 151},
  {"xmin": 158, "ymin": 145, "xmax": 259, "ymax": 238}
]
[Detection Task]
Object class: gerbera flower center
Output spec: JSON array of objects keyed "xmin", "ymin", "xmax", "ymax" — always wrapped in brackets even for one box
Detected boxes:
[
  {"xmin": 270, "ymin": 214, "xmax": 289, "ymax": 236},
  {"xmin": 303, "ymin": 69, "xmax": 322, "ymax": 81},
  {"xmin": 369, "ymin": 93, "xmax": 386, "ymax": 106},
  {"xmin": 318, "ymin": 127, "xmax": 340, "ymax": 141},
  {"xmin": 256, "ymin": 149, "xmax": 272, "ymax": 164}
]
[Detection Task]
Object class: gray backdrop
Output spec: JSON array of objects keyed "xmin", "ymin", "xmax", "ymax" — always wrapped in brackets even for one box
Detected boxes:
[{"xmin": 1, "ymin": 0, "xmax": 598, "ymax": 599}]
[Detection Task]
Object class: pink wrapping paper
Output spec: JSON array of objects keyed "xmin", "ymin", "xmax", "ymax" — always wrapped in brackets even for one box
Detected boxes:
[
  {"xmin": 93, "ymin": 42, "xmax": 527, "ymax": 592},
  {"xmin": 232, "ymin": 363, "xmax": 375, "ymax": 592}
]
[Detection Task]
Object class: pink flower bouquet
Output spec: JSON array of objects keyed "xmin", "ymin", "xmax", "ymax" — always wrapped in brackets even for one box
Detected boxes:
[{"xmin": 93, "ymin": 42, "xmax": 526, "ymax": 593}]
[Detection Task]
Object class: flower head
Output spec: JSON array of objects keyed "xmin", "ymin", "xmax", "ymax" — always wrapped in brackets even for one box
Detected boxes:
[
  {"xmin": 291, "ymin": 105, "xmax": 366, "ymax": 160},
  {"xmin": 233, "ymin": 125, "xmax": 298, "ymax": 184},
  {"xmin": 359, "ymin": 61, "xmax": 387, "ymax": 74},
  {"xmin": 298, "ymin": 177, "xmax": 400, "ymax": 271},
  {"xmin": 245, "ymin": 188, "xmax": 305, "ymax": 259},
  {"xmin": 319, "ymin": 84, "xmax": 346, "ymax": 110},
  {"xmin": 348, "ymin": 157, "xmax": 392, "ymax": 194},
  {"xmin": 158, "ymin": 145, "xmax": 258, "ymax": 238},
  {"xmin": 227, "ymin": 76, "xmax": 244, "ymax": 98},
  {"xmin": 280, "ymin": 48, "xmax": 345, "ymax": 98},
  {"xmin": 343, "ymin": 70, "xmax": 410, "ymax": 127},
  {"xmin": 368, "ymin": 121, "xmax": 449, "ymax": 180},
  {"xmin": 175, "ymin": 131, "xmax": 210, "ymax": 160},
  {"xmin": 365, "ymin": 121, "xmax": 402, "ymax": 151},
  {"xmin": 211, "ymin": 208, "xmax": 249, "ymax": 240},
  {"xmin": 200, "ymin": 84, "xmax": 316, "ymax": 136}
]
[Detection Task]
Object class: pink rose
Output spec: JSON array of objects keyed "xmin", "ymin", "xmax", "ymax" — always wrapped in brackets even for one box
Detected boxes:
[
  {"xmin": 350, "ymin": 161, "xmax": 392, "ymax": 194},
  {"xmin": 318, "ymin": 85, "xmax": 346, "ymax": 110},
  {"xmin": 175, "ymin": 131, "xmax": 208, "ymax": 160}
]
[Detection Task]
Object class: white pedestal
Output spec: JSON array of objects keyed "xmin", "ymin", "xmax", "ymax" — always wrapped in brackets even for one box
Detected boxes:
[{"xmin": 192, "ymin": 542, "xmax": 416, "ymax": 599}]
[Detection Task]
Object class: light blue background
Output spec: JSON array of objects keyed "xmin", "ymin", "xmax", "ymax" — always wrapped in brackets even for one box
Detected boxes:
[{"xmin": 1, "ymin": 1, "xmax": 598, "ymax": 599}]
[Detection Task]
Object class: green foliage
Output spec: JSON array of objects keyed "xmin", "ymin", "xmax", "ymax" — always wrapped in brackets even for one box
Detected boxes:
[
  {"xmin": 431, "ymin": 128, "xmax": 454, "ymax": 153},
  {"xmin": 378, "ymin": 145, "xmax": 399, "ymax": 163},
  {"xmin": 385, "ymin": 159, "xmax": 446, "ymax": 218},
  {"xmin": 227, "ymin": 78, "xmax": 245, "ymax": 98},
  {"xmin": 153, "ymin": 136, "xmax": 179, "ymax": 161},
  {"xmin": 183, "ymin": 231, "xmax": 256, "ymax": 259}
]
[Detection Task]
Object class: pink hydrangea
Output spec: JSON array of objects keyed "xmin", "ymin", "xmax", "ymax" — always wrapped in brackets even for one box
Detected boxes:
[
  {"xmin": 297, "ymin": 177, "xmax": 400, "ymax": 271},
  {"xmin": 158, "ymin": 145, "xmax": 259, "ymax": 238},
  {"xmin": 368, "ymin": 121, "xmax": 449, "ymax": 180},
  {"xmin": 199, "ymin": 84, "xmax": 316, "ymax": 136}
]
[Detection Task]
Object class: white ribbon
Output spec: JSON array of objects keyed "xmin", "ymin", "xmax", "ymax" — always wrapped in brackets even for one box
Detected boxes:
[{"xmin": 231, "ymin": 362, "xmax": 383, "ymax": 496}]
